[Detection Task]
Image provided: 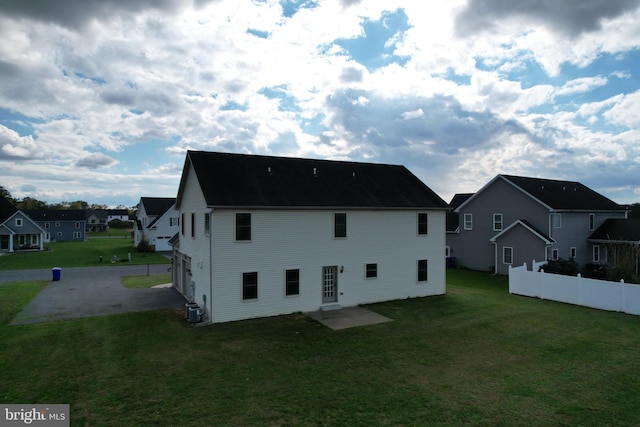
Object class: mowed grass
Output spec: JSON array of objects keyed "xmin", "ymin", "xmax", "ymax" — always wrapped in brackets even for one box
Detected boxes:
[
  {"xmin": 0, "ymin": 237, "xmax": 170, "ymax": 271},
  {"xmin": 121, "ymin": 273, "xmax": 172, "ymax": 288},
  {"xmin": 2, "ymin": 269, "xmax": 640, "ymax": 426}
]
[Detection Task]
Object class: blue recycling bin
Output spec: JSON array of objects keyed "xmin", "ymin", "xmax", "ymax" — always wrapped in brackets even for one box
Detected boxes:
[{"xmin": 52, "ymin": 267, "xmax": 62, "ymax": 281}]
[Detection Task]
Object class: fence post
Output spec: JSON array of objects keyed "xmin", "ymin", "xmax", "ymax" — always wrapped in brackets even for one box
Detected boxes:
[
  {"xmin": 539, "ymin": 268, "xmax": 544, "ymax": 299},
  {"xmin": 577, "ymin": 273, "xmax": 582, "ymax": 305},
  {"xmin": 620, "ymin": 279, "xmax": 625, "ymax": 313}
]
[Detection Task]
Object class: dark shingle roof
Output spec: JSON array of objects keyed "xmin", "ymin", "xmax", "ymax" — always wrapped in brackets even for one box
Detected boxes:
[
  {"xmin": 501, "ymin": 175, "xmax": 624, "ymax": 211},
  {"xmin": 180, "ymin": 151, "xmax": 448, "ymax": 209},
  {"xmin": 0, "ymin": 197, "xmax": 18, "ymax": 223},
  {"xmin": 25, "ymin": 209, "xmax": 87, "ymax": 221},
  {"xmin": 589, "ymin": 219, "xmax": 640, "ymax": 243},
  {"xmin": 140, "ymin": 197, "xmax": 176, "ymax": 217}
]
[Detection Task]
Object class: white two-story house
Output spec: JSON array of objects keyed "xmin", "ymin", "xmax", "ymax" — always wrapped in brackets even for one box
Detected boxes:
[
  {"xmin": 172, "ymin": 151, "xmax": 449, "ymax": 324},
  {"xmin": 134, "ymin": 197, "xmax": 179, "ymax": 252}
]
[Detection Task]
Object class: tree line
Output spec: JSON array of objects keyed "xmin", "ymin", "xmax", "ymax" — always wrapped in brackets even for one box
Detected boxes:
[{"xmin": 1, "ymin": 185, "xmax": 133, "ymax": 214}]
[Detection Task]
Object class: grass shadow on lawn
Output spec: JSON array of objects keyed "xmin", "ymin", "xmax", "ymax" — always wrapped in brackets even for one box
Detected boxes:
[{"xmin": 1, "ymin": 269, "xmax": 640, "ymax": 426}]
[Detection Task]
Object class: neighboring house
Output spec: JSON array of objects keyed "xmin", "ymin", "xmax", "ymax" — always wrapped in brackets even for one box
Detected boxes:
[
  {"xmin": 448, "ymin": 175, "xmax": 627, "ymax": 275},
  {"xmin": 0, "ymin": 197, "xmax": 45, "ymax": 252},
  {"xmin": 86, "ymin": 209, "xmax": 109, "ymax": 232},
  {"xmin": 588, "ymin": 218, "xmax": 640, "ymax": 272},
  {"xmin": 172, "ymin": 150, "xmax": 449, "ymax": 324},
  {"xmin": 107, "ymin": 209, "xmax": 129, "ymax": 222},
  {"xmin": 25, "ymin": 210, "xmax": 87, "ymax": 242},
  {"xmin": 445, "ymin": 193, "xmax": 472, "ymax": 263},
  {"xmin": 134, "ymin": 197, "xmax": 179, "ymax": 252}
]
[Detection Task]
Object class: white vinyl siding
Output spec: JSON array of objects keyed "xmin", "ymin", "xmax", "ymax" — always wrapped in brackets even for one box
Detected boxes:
[{"xmin": 206, "ymin": 209, "xmax": 446, "ymax": 323}]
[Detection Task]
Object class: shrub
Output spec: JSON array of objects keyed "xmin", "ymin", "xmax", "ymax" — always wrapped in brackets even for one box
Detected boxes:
[
  {"xmin": 137, "ymin": 237, "xmax": 155, "ymax": 253},
  {"xmin": 539, "ymin": 258, "xmax": 580, "ymax": 276}
]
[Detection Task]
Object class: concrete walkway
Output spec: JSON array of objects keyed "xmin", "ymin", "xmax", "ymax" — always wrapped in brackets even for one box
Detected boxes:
[{"xmin": 1, "ymin": 265, "xmax": 187, "ymax": 325}]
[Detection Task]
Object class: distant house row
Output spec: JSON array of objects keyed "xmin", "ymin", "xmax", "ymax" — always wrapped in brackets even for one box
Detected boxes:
[{"xmin": 0, "ymin": 202, "xmax": 131, "ymax": 252}]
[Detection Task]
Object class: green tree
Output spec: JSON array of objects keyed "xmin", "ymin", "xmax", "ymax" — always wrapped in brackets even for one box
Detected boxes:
[{"xmin": 17, "ymin": 197, "xmax": 48, "ymax": 210}]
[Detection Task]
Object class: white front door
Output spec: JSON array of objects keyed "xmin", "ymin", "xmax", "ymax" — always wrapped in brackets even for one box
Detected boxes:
[{"xmin": 322, "ymin": 266, "xmax": 338, "ymax": 303}]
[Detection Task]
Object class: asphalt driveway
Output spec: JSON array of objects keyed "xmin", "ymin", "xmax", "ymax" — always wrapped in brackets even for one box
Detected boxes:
[{"xmin": 1, "ymin": 265, "xmax": 187, "ymax": 325}]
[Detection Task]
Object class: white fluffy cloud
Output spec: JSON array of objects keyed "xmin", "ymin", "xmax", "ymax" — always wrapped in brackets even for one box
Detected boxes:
[{"xmin": 0, "ymin": 0, "xmax": 639, "ymax": 206}]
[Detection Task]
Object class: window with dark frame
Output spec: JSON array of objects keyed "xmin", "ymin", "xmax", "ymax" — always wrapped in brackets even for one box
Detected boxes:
[
  {"xmin": 589, "ymin": 213, "xmax": 595, "ymax": 230},
  {"xmin": 204, "ymin": 213, "xmax": 210, "ymax": 236},
  {"xmin": 365, "ymin": 263, "xmax": 378, "ymax": 279},
  {"xmin": 236, "ymin": 213, "xmax": 251, "ymax": 241},
  {"xmin": 417, "ymin": 259, "xmax": 428, "ymax": 282},
  {"xmin": 418, "ymin": 213, "xmax": 428, "ymax": 235},
  {"xmin": 334, "ymin": 213, "xmax": 347, "ymax": 238},
  {"xmin": 570, "ymin": 247, "xmax": 577, "ymax": 259},
  {"xmin": 242, "ymin": 272, "xmax": 258, "ymax": 300},
  {"xmin": 503, "ymin": 247, "xmax": 513, "ymax": 264},
  {"xmin": 191, "ymin": 213, "xmax": 195, "ymax": 238},
  {"xmin": 285, "ymin": 269, "xmax": 299, "ymax": 296},
  {"xmin": 181, "ymin": 213, "xmax": 185, "ymax": 235}
]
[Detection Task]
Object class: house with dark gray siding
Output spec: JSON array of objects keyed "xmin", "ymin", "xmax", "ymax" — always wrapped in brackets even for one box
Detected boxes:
[
  {"xmin": 25, "ymin": 210, "xmax": 87, "ymax": 242},
  {"xmin": 447, "ymin": 175, "xmax": 627, "ymax": 275}
]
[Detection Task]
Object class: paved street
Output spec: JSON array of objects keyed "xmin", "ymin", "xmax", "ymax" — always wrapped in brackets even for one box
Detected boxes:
[{"xmin": 1, "ymin": 265, "xmax": 186, "ymax": 325}]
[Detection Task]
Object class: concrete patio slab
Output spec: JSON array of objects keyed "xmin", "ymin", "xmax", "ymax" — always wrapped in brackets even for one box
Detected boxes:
[{"xmin": 305, "ymin": 306, "xmax": 393, "ymax": 330}]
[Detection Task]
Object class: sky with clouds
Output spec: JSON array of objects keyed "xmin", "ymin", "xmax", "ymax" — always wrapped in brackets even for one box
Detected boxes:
[{"xmin": 1, "ymin": 0, "xmax": 639, "ymax": 208}]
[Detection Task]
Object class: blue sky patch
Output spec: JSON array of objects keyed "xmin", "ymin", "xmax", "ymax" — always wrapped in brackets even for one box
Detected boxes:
[{"xmin": 334, "ymin": 9, "xmax": 411, "ymax": 71}]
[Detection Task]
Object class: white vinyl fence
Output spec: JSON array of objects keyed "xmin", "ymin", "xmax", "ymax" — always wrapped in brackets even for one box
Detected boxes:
[{"xmin": 509, "ymin": 261, "xmax": 640, "ymax": 315}]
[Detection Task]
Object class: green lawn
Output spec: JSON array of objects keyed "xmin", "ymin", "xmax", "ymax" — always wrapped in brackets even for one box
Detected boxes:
[
  {"xmin": 121, "ymin": 273, "xmax": 172, "ymax": 288},
  {"xmin": 1, "ymin": 269, "xmax": 640, "ymax": 426},
  {"xmin": 0, "ymin": 237, "xmax": 170, "ymax": 270}
]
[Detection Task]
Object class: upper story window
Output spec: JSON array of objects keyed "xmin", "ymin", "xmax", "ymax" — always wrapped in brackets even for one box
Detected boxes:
[
  {"xmin": 334, "ymin": 213, "xmax": 347, "ymax": 238},
  {"xmin": 417, "ymin": 213, "xmax": 428, "ymax": 235},
  {"xmin": 170, "ymin": 217, "xmax": 180, "ymax": 227},
  {"xmin": 570, "ymin": 247, "xmax": 577, "ymax": 259},
  {"xmin": 191, "ymin": 213, "xmax": 195, "ymax": 238},
  {"xmin": 589, "ymin": 213, "xmax": 595, "ymax": 231},
  {"xmin": 493, "ymin": 213, "xmax": 503, "ymax": 231},
  {"xmin": 463, "ymin": 213, "xmax": 473, "ymax": 230},
  {"xmin": 181, "ymin": 213, "xmax": 185, "ymax": 235},
  {"xmin": 15, "ymin": 218, "xmax": 23, "ymax": 227},
  {"xmin": 236, "ymin": 213, "xmax": 251, "ymax": 241},
  {"xmin": 75, "ymin": 222, "xmax": 80, "ymax": 229},
  {"xmin": 552, "ymin": 213, "xmax": 562, "ymax": 229}
]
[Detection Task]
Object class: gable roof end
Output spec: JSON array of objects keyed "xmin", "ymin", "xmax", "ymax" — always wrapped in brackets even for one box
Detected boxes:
[{"xmin": 456, "ymin": 174, "xmax": 624, "ymax": 212}]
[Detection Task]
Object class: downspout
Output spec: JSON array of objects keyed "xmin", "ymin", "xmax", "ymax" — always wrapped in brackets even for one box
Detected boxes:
[
  {"xmin": 209, "ymin": 207, "xmax": 214, "ymax": 324},
  {"xmin": 492, "ymin": 240, "xmax": 498, "ymax": 275}
]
